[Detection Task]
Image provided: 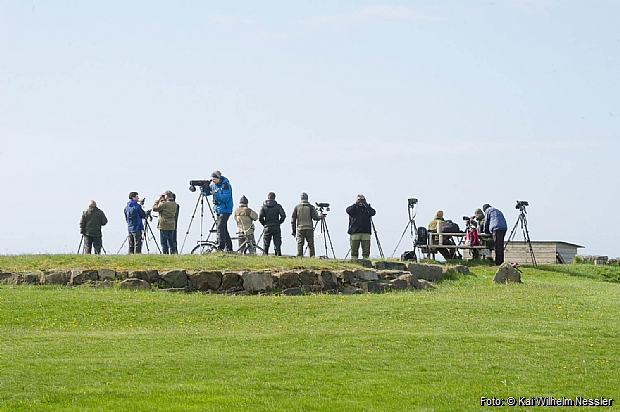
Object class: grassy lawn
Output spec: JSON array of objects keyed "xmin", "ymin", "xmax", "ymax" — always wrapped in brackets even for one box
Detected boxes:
[{"xmin": 1, "ymin": 261, "xmax": 619, "ymax": 411}]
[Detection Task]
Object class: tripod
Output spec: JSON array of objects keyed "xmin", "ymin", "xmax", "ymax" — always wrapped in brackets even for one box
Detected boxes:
[
  {"xmin": 77, "ymin": 235, "xmax": 107, "ymax": 254},
  {"xmin": 505, "ymin": 202, "xmax": 536, "ymax": 266},
  {"xmin": 117, "ymin": 212, "xmax": 162, "ymax": 254},
  {"xmin": 179, "ymin": 189, "xmax": 216, "ymax": 253},
  {"xmin": 391, "ymin": 198, "xmax": 420, "ymax": 260},
  {"xmin": 344, "ymin": 217, "xmax": 384, "ymax": 259},
  {"xmin": 310, "ymin": 206, "xmax": 336, "ymax": 259}
]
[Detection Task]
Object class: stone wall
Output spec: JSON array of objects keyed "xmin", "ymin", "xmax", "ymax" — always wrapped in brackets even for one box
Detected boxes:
[{"xmin": 0, "ymin": 262, "xmax": 469, "ymax": 295}]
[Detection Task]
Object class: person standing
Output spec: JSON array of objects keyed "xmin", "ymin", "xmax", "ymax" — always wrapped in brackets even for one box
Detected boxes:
[
  {"xmin": 482, "ymin": 203, "xmax": 508, "ymax": 265},
  {"xmin": 202, "ymin": 170, "xmax": 233, "ymax": 251},
  {"xmin": 346, "ymin": 194, "xmax": 376, "ymax": 260},
  {"xmin": 124, "ymin": 192, "xmax": 147, "ymax": 254},
  {"xmin": 79, "ymin": 200, "xmax": 108, "ymax": 254},
  {"xmin": 152, "ymin": 190, "xmax": 178, "ymax": 254},
  {"xmin": 258, "ymin": 192, "xmax": 286, "ymax": 256},
  {"xmin": 291, "ymin": 192, "xmax": 322, "ymax": 257},
  {"xmin": 233, "ymin": 195, "xmax": 259, "ymax": 253}
]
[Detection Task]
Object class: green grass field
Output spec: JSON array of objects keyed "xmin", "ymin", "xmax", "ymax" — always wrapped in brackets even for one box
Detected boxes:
[{"xmin": 1, "ymin": 257, "xmax": 619, "ymax": 411}]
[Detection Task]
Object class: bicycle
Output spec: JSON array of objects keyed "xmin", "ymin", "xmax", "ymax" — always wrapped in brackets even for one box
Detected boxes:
[{"xmin": 191, "ymin": 229, "xmax": 265, "ymax": 255}]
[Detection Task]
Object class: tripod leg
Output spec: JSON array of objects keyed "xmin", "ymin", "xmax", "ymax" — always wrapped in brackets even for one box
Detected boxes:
[
  {"xmin": 391, "ymin": 221, "xmax": 412, "ymax": 258},
  {"xmin": 77, "ymin": 236, "xmax": 83, "ymax": 254}
]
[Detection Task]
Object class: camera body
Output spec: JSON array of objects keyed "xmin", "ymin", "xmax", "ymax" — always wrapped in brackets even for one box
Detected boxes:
[
  {"xmin": 189, "ymin": 179, "xmax": 212, "ymax": 192},
  {"xmin": 315, "ymin": 202, "xmax": 330, "ymax": 215},
  {"xmin": 515, "ymin": 200, "xmax": 529, "ymax": 209},
  {"xmin": 408, "ymin": 198, "xmax": 418, "ymax": 207}
]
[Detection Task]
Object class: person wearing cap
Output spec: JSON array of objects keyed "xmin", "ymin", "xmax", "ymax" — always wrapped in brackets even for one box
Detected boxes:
[
  {"xmin": 291, "ymin": 192, "xmax": 323, "ymax": 257},
  {"xmin": 427, "ymin": 210, "xmax": 456, "ymax": 260},
  {"xmin": 234, "ymin": 195, "xmax": 259, "ymax": 254},
  {"xmin": 201, "ymin": 170, "xmax": 233, "ymax": 251},
  {"xmin": 79, "ymin": 200, "xmax": 108, "ymax": 254},
  {"xmin": 482, "ymin": 203, "xmax": 508, "ymax": 265},
  {"xmin": 124, "ymin": 191, "xmax": 147, "ymax": 254},
  {"xmin": 346, "ymin": 194, "xmax": 376, "ymax": 260},
  {"xmin": 152, "ymin": 190, "xmax": 178, "ymax": 254},
  {"xmin": 258, "ymin": 192, "xmax": 286, "ymax": 256},
  {"xmin": 473, "ymin": 208, "xmax": 485, "ymax": 234}
]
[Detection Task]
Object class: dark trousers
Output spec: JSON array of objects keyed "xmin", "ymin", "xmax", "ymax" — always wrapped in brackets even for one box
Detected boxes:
[
  {"xmin": 83, "ymin": 236, "xmax": 102, "ymax": 254},
  {"xmin": 297, "ymin": 228, "xmax": 315, "ymax": 257},
  {"xmin": 160, "ymin": 230, "xmax": 177, "ymax": 254},
  {"xmin": 216, "ymin": 213, "xmax": 233, "ymax": 251},
  {"xmin": 493, "ymin": 229, "xmax": 506, "ymax": 265},
  {"xmin": 128, "ymin": 231, "xmax": 143, "ymax": 254},
  {"xmin": 263, "ymin": 225, "xmax": 282, "ymax": 256}
]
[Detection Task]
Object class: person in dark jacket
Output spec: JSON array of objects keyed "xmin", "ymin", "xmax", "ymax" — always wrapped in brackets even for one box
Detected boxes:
[
  {"xmin": 79, "ymin": 200, "xmax": 108, "ymax": 254},
  {"xmin": 258, "ymin": 192, "xmax": 286, "ymax": 256},
  {"xmin": 346, "ymin": 194, "xmax": 376, "ymax": 260},
  {"xmin": 201, "ymin": 170, "xmax": 233, "ymax": 251},
  {"xmin": 124, "ymin": 191, "xmax": 147, "ymax": 254},
  {"xmin": 482, "ymin": 203, "xmax": 508, "ymax": 265}
]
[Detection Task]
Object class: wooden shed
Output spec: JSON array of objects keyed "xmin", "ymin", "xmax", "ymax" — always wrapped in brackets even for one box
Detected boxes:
[{"xmin": 504, "ymin": 241, "xmax": 584, "ymax": 264}]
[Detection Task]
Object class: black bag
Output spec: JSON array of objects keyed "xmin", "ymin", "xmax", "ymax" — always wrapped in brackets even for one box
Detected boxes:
[
  {"xmin": 415, "ymin": 227, "xmax": 428, "ymax": 245},
  {"xmin": 441, "ymin": 221, "xmax": 460, "ymax": 233},
  {"xmin": 401, "ymin": 250, "xmax": 416, "ymax": 261}
]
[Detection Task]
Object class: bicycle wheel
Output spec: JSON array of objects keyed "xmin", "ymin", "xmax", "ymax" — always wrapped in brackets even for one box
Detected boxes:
[{"xmin": 191, "ymin": 242, "xmax": 217, "ymax": 254}]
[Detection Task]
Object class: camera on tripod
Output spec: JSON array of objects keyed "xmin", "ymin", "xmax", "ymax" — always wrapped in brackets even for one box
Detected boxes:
[
  {"xmin": 189, "ymin": 179, "xmax": 212, "ymax": 192},
  {"xmin": 515, "ymin": 200, "xmax": 529, "ymax": 209},
  {"xmin": 408, "ymin": 198, "xmax": 418, "ymax": 208}
]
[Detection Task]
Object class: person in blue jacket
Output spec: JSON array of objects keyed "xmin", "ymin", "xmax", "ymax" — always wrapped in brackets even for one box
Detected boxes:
[
  {"xmin": 202, "ymin": 170, "xmax": 233, "ymax": 251},
  {"xmin": 482, "ymin": 203, "xmax": 508, "ymax": 265},
  {"xmin": 124, "ymin": 191, "xmax": 147, "ymax": 254}
]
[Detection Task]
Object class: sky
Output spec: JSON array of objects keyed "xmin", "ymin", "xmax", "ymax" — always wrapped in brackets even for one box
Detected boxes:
[{"xmin": 1, "ymin": 1, "xmax": 619, "ymax": 258}]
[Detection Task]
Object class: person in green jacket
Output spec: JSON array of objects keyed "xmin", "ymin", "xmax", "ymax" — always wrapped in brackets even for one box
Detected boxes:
[
  {"xmin": 152, "ymin": 190, "xmax": 178, "ymax": 254},
  {"xmin": 79, "ymin": 200, "xmax": 108, "ymax": 254},
  {"xmin": 291, "ymin": 192, "xmax": 323, "ymax": 257}
]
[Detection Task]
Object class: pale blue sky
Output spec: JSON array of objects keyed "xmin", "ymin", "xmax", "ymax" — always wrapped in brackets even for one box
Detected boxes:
[{"xmin": 1, "ymin": 1, "xmax": 619, "ymax": 257}]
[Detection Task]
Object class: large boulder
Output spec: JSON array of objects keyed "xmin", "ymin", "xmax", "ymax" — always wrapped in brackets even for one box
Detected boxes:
[
  {"xmin": 493, "ymin": 263, "xmax": 522, "ymax": 284},
  {"xmin": 21, "ymin": 271, "xmax": 42, "ymax": 285},
  {"xmin": 334, "ymin": 270, "xmax": 355, "ymax": 284},
  {"xmin": 318, "ymin": 270, "xmax": 338, "ymax": 291},
  {"xmin": 98, "ymin": 269, "xmax": 118, "ymax": 281},
  {"xmin": 71, "ymin": 270, "xmax": 99, "ymax": 286},
  {"xmin": 274, "ymin": 271, "xmax": 301, "ymax": 289},
  {"xmin": 242, "ymin": 271, "xmax": 274, "ymax": 293},
  {"xmin": 353, "ymin": 269, "xmax": 378, "ymax": 282},
  {"xmin": 42, "ymin": 270, "xmax": 71, "ymax": 285},
  {"xmin": 359, "ymin": 281, "xmax": 384, "ymax": 293},
  {"xmin": 189, "ymin": 271, "xmax": 222, "ymax": 291},
  {"xmin": 299, "ymin": 270, "xmax": 318, "ymax": 286},
  {"xmin": 373, "ymin": 261, "xmax": 407, "ymax": 271},
  {"xmin": 397, "ymin": 273, "xmax": 420, "ymax": 289},
  {"xmin": 407, "ymin": 263, "xmax": 443, "ymax": 282},
  {"xmin": 128, "ymin": 270, "xmax": 150, "ymax": 282},
  {"xmin": 120, "ymin": 278, "xmax": 151, "ymax": 290},
  {"xmin": 0, "ymin": 271, "xmax": 17, "ymax": 284},
  {"xmin": 160, "ymin": 270, "xmax": 188, "ymax": 288},
  {"xmin": 222, "ymin": 271, "xmax": 242, "ymax": 290}
]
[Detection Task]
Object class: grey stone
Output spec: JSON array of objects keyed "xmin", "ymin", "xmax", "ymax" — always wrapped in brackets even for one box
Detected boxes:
[
  {"xmin": 71, "ymin": 269, "xmax": 99, "ymax": 286},
  {"xmin": 302, "ymin": 284, "xmax": 322, "ymax": 294},
  {"xmin": 274, "ymin": 271, "xmax": 301, "ymax": 289},
  {"xmin": 160, "ymin": 270, "xmax": 188, "ymax": 288},
  {"xmin": 222, "ymin": 272, "xmax": 242, "ymax": 290},
  {"xmin": 98, "ymin": 269, "xmax": 118, "ymax": 281},
  {"xmin": 242, "ymin": 271, "xmax": 274, "ymax": 293},
  {"xmin": 334, "ymin": 270, "xmax": 355, "ymax": 284},
  {"xmin": 282, "ymin": 287, "xmax": 302, "ymax": 296},
  {"xmin": 360, "ymin": 281, "xmax": 384, "ymax": 293},
  {"xmin": 146, "ymin": 270, "xmax": 160, "ymax": 283},
  {"xmin": 417, "ymin": 279, "xmax": 434, "ymax": 289},
  {"xmin": 120, "ymin": 278, "xmax": 151, "ymax": 290},
  {"xmin": 129, "ymin": 270, "xmax": 149, "ymax": 281},
  {"xmin": 299, "ymin": 270, "xmax": 318, "ymax": 286},
  {"xmin": 593, "ymin": 256, "xmax": 608, "ymax": 265},
  {"xmin": 0, "ymin": 271, "xmax": 17, "ymax": 284},
  {"xmin": 354, "ymin": 269, "xmax": 378, "ymax": 281},
  {"xmin": 450, "ymin": 265, "xmax": 470, "ymax": 274},
  {"xmin": 377, "ymin": 270, "xmax": 403, "ymax": 281},
  {"xmin": 407, "ymin": 263, "xmax": 443, "ymax": 282},
  {"xmin": 189, "ymin": 271, "xmax": 222, "ymax": 291},
  {"xmin": 389, "ymin": 279, "xmax": 409, "ymax": 290},
  {"xmin": 318, "ymin": 270, "xmax": 338, "ymax": 291},
  {"xmin": 21, "ymin": 271, "xmax": 43, "ymax": 285},
  {"xmin": 98, "ymin": 279, "xmax": 114, "ymax": 288},
  {"xmin": 397, "ymin": 273, "xmax": 421, "ymax": 289},
  {"xmin": 493, "ymin": 263, "xmax": 522, "ymax": 284},
  {"xmin": 373, "ymin": 261, "xmax": 407, "ymax": 271},
  {"xmin": 42, "ymin": 270, "xmax": 71, "ymax": 285},
  {"xmin": 608, "ymin": 258, "xmax": 620, "ymax": 266}
]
